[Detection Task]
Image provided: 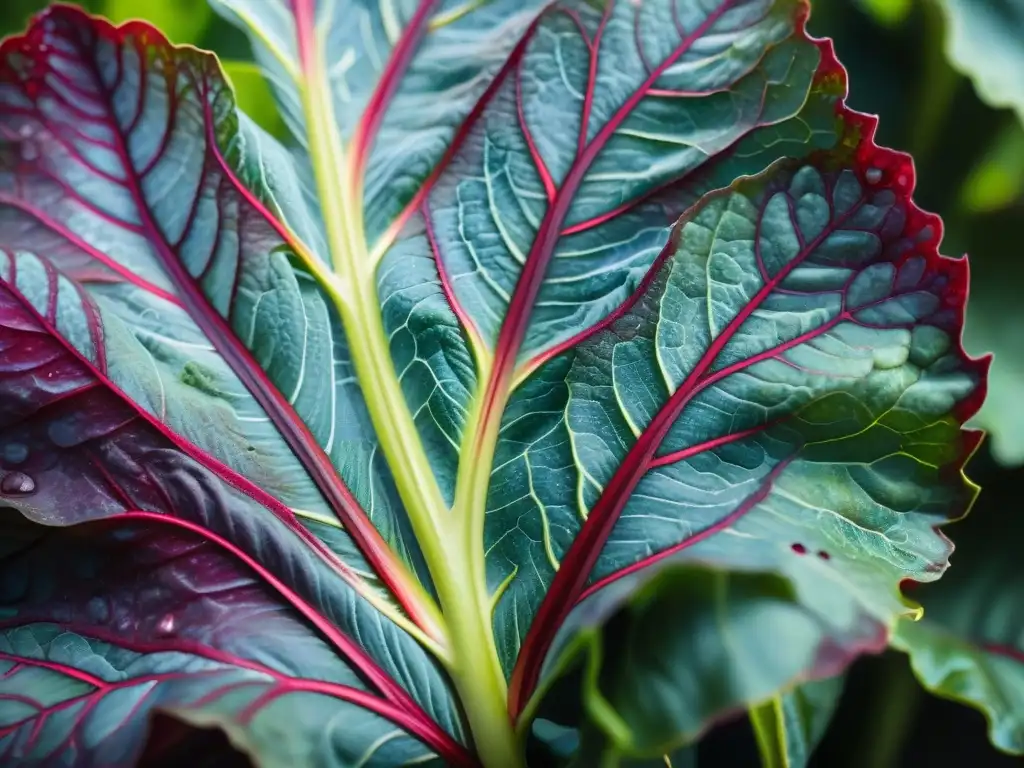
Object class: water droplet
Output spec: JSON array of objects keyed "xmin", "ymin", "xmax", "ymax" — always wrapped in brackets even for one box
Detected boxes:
[
  {"xmin": 865, "ymin": 168, "xmax": 882, "ymax": 184},
  {"xmin": 3, "ymin": 443, "xmax": 28, "ymax": 465},
  {"xmin": 156, "ymin": 613, "xmax": 176, "ymax": 636},
  {"xmin": 1, "ymin": 471, "xmax": 34, "ymax": 495},
  {"xmin": 791, "ymin": 543, "xmax": 807, "ymax": 555}
]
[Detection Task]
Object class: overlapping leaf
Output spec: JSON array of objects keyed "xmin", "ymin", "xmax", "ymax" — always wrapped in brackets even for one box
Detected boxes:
[
  {"xmin": 534, "ymin": 565, "xmax": 847, "ymax": 759},
  {"xmin": 0, "ymin": 247, "xmax": 468, "ymax": 757},
  {"xmin": 892, "ymin": 479, "xmax": 1024, "ymax": 756}
]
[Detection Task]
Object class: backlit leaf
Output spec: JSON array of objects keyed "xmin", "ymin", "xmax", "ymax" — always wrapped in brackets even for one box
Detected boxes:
[{"xmin": 0, "ymin": 1, "xmax": 986, "ymax": 765}]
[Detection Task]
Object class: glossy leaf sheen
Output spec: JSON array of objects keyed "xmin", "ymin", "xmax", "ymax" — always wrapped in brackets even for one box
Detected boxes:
[{"xmin": 0, "ymin": 1, "xmax": 986, "ymax": 766}]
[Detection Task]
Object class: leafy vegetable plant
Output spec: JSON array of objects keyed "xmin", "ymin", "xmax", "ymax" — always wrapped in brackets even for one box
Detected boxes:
[{"xmin": 0, "ymin": 1, "xmax": 987, "ymax": 766}]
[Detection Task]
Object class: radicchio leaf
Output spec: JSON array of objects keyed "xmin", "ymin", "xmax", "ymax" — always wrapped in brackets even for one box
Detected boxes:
[{"xmin": 0, "ymin": 1, "xmax": 987, "ymax": 765}]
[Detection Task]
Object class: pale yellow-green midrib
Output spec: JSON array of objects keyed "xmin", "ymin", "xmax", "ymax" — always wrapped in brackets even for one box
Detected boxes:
[{"xmin": 296, "ymin": 26, "xmax": 525, "ymax": 768}]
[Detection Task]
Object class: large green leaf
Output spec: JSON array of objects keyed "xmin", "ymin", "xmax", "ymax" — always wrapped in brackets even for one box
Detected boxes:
[
  {"xmin": 0, "ymin": 1, "xmax": 986, "ymax": 766},
  {"xmin": 892, "ymin": 477, "xmax": 1024, "ymax": 756}
]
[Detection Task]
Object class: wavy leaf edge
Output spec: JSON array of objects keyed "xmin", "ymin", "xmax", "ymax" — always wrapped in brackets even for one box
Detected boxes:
[{"xmin": 507, "ymin": 8, "xmax": 990, "ymax": 718}]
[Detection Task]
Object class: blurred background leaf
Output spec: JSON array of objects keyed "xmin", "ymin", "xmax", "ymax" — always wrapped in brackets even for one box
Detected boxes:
[
  {"xmin": 857, "ymin": 0, "xmax": 914, "ymax": 28},
  {"xmin": 103, "ymin": 0, "xmax": 211, "ymax": 43},
  {"xmin": 960, "ymin": 121, "xmax": 1024, "ymax": 214},
  {"xmin": 893, "ymin": 463, "xmax": 1024, "ymax": 756},
  {"xmin": 936, "ymin": 0, "xmax": 1024, "ymax": 123},
  {"xmin": 220, "ymin": 60, "xmax": 287, "ymax": 138}
]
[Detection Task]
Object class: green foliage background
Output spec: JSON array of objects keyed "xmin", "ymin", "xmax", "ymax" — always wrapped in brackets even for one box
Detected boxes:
[{"xmin": 0, "ymin": 1, "xmax": 1021, "ymax": 766}]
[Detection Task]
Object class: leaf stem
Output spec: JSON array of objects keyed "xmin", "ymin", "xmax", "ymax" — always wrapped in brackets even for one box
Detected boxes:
[
  {"xmin": 450, "ymin": 368, "xmax": 526, "ymax": 766},
  {"xmin": 750, "ymin": 697, "xmax": 788, "ymax": 768},
  {"xmin": 294, "ymin": 5, "xmax": 523, "ymax": 763},
  {"xmin": 292, "ymin": 3, "xmax": 447, "ymax": 642}
]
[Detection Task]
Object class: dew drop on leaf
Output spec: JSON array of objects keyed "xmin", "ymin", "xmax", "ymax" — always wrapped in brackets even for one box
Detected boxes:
[
  {"xmin": 866, "ymin": 167, "xmax": 883, "ymax": 184},
  {"xmin": 1, "ymin": 471, "xmax": 35, "ymax": 495}
]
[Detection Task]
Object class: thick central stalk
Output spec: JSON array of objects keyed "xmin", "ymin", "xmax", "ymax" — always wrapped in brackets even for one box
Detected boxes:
[{"xmin": 295, "ymin": 15, "xmax": 521, "ymax": 766}]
